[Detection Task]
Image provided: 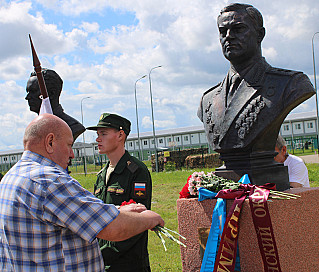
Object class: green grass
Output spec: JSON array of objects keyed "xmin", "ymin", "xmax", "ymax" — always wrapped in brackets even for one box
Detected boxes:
[
  {"xmin": 306, "ymin": 163, "xmax": 319, "ymax": 187},
  {"xmin": 71, "ymin": 173, "xmax": 97, "ymax": 193},
  {"xmin": 70, "ymin": 163, "xmax": 319, "ymax": 272}
]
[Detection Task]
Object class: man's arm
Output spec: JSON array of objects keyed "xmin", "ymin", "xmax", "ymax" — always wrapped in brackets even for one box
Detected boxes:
[
  {"xmin": 97, "ymin": 209, "xmax": 164, "ymax": 241},
  {"xmin": 287, "ymin": 157, "xmax": 309, "ymax": 187}
]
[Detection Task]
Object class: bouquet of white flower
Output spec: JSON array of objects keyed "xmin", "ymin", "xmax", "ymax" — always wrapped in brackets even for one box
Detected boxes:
[{"xmin": 152, "ymin": 225, "xmax": 186, "ymax": 251}]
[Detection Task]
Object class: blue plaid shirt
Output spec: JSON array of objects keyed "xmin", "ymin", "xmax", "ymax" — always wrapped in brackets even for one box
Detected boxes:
[{"xmin": 0, "ymin": 151, "xmax": 120, "ymax": 272}]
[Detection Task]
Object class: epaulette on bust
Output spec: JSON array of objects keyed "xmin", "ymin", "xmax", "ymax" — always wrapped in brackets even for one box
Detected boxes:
[
  {"xmin": 127, "ymin": 160, "xmax": 139, "ymax": 173},
  {"xmin": 203, "ymin": 82, "xmax": 222, "ymax": 96},
  {"xmin": 267, "ymin": 67, "xmax": 302, "ymax": 77}
]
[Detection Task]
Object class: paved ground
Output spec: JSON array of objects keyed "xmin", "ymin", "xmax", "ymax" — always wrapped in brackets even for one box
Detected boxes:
[{"xmin": 299, "ymin": 154, "xmax": 319, "ymax": 163}]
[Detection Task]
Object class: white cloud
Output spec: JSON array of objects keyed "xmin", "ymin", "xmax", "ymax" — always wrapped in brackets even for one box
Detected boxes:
[
  {"xmin": 0, "ymin": 1, "xmax": 81, "ymax": 66},
  {"xmin": 0, "ymin": 56, "xmax": 31, "ymax": 81},
  {"xmin": 0, "ymin": 80, "xmax": 36, "ymax": 150},
  {"xmin": 265, "ymin": 4, "xmax": 317, "ymax": 40},
  {"xmin": 80, "ymin": 22, "xmax": 100, "ymax": 33},
  {"xmin": 263, "ymin": 47, "xmax": 278, "ymax": 62},
  {"xmin": 142, "ymin": 115, "xmax": 176, "ymax": 129},
  {"xmin": 77, "ymin": 81, "xmax": 100, "ymax": 94},
  {"xmin": 35, "ymin": 0, "xmax": 112, "ymax": 16},
  {"xmin": 65, "ymin": 28, "xmax": 88, "ymax": 49}
]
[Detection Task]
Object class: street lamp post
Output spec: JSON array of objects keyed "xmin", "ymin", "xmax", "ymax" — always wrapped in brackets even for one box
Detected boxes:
[
  {"xmin": 312, "ymin": 32, "xmax": 319, "ymax": 152},
  {"xmin": 81, "ymin": 96, "xmax": 90, "ymax": 176},
  {"xmin": 134, "ymin": 75, "xmax": 147, "ymax": 161},
  {"xmin": 149, "ymin": 65, "xmax": 162, "ymax": 172}
]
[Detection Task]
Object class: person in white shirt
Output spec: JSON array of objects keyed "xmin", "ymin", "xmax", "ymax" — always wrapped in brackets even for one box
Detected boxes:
[{"xmin": 274, "ymin": 135, "xmax": 310, "ymax": 188}]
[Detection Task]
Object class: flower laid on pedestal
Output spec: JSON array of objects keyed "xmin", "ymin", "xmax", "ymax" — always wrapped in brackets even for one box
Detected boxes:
[{"xmin": 181, "ymin": 171, "xmax": 300, "ymax": 200}]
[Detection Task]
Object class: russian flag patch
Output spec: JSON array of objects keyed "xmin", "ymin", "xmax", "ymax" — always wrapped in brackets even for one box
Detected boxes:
[{"xmin": 134, "ymin": 182, "xmax": 147, "ymax": 198}]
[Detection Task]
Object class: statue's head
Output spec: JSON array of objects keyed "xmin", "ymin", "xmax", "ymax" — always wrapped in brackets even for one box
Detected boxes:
[
  {"xmin": 217, "ymin": 3, "xmax": 265, "ymax": 64},
  {"xmin": 25, "ymin": 69, "xmax": 63, "ymax": 113}
]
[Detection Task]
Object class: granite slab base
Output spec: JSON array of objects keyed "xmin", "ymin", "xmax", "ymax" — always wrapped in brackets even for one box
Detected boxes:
[{"xmin": 176, "ymin": 187, "xmax": 319, "ymax": 272}]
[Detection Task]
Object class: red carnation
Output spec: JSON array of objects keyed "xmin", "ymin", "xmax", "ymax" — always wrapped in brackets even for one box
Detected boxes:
[{"xmin": 120, "ymin": 199, "xmax": 137, "ymax": 207}]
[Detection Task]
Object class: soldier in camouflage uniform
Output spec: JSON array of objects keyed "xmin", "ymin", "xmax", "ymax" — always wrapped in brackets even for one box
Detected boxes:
[{"xmin": 87, "ymin": 113, "xmax": 152, "ymax": 272}]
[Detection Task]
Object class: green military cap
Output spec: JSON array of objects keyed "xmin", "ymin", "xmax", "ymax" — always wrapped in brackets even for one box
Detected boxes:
[{"xmin": 86, "ymin": 113, "xmax": 131, "ymax": 135}]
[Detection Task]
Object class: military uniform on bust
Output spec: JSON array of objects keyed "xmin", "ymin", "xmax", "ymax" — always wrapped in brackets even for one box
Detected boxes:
[
  {"xmin": 87, "ymin": 113, "xmax": 152, "ymax": 272},
  {"xmin": 198, "ymin": 58, "xmax": 315, "ymax": 155}
]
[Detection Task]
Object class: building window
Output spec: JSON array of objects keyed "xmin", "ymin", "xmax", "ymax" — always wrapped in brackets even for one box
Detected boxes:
[
  {"xmin": 283, "ymin": 125, "xmax": 289, "ymax": 131},
  {"xmin": 184, "ymin": 135, "xmax": 189, "ymax": 141},
  {"xmin": 307, "ymin": 122, "xmax": 313, "ymax": 129},
  {"xmin": 295, "ymin": 124, "xmax": 301, "ymax": 130},
  {"xmin": 159, "ymin": 139, "xmax": 163, "ymax": 144},
  {"xmin": 129, "ymin": 142, "xmax": 133, "ymax": 147},
  {"xmin": 168, "ymin": 138, "xmax": 172, "ymax": 142},
  {"xmin": 151, "ymin": 139, "xmax": 154, "ymax": 144},
  {"xmin": 135, "ymin": 141, "xmax": 139, "ymax": 147},
  {"xmin": 12, "ymin": 156, "xmax": 15, "ymax": 160},
  {"xmin": 144, "ymin": 140, "xmax": 148, "ymax": 146},
  {"xmin": 176, "ymin": 136, "xmax": 180, "ymax": 142}
]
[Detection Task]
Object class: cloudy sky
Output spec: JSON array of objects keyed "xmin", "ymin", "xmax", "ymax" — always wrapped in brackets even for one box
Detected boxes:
[{"xmin": 1, "ymin": 0, "xmax": 319, "ymax": 151}]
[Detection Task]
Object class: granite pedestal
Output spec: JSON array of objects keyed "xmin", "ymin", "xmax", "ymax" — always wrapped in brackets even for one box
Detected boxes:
[{"xmin": 176, "ymin": 187, "xmax": 319, "ymax": 272}]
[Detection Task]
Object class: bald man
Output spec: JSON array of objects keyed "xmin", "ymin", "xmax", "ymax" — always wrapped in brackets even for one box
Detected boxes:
[{"xmin": 0, "ymin": 114, "xmax": 164, "ymax": 272}]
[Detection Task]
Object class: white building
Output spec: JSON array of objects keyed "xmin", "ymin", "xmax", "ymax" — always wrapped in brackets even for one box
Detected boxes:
[
  {"xmin": 123, "ymin": 125, "xmax": 209, "ymax": 160},
  {"xmin": 279, "ymin": 111, "xmax": 318, "ymax": 150},
  {"xmin": 0, "ymin": 149, "xmax": 23, "ymax": 172},
  {"xmin": 280, "ymin": 111, "xmax": 317, "ymax": 137}
]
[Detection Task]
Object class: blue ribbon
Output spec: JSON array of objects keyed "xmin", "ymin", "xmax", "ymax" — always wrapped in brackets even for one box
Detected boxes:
[
  {"xmin": 198, "ymin": 188, "xmax": 217, "ymax": 201},
  {"xmin": 239, "ymin": 174, "xmax": 251, "ymax": 184},
  {"xmin": 198, "ymin": 174, "xmax": 250, "ymax": 272},
  {"xmin": 199, "ymin": 197, "xmax": 226, "ymax": 272}
]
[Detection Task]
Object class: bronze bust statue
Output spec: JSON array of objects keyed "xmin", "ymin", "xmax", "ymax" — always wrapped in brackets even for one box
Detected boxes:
[
  {"xmin": 197, "ymin": 3, "xmax": 315, "ymax": 190},
  {"xmin": 26, "ymin": 69, "xmax": 85, "ymax": 141}
]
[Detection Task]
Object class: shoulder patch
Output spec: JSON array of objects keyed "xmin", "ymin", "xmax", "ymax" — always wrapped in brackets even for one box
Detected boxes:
[
  {"xmin": 267, "ymin": 67, "xmax": 301, "ymax": 77},
  {"xmin": 127, "ymin": 160, "xmax": 139, "ymax": 173},
  {"xmin": 133, "ymin": 182, "xmax": 147, "ymax": 199}
]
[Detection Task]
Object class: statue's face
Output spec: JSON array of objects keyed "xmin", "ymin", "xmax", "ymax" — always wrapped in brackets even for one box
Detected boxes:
[
  {"xmin": 25, "ymin": 76, "xmax": 42, "ymax": 113},
  {"xmin": 217, "ymin": 11, "xmax": 260, "ymax": 64}
]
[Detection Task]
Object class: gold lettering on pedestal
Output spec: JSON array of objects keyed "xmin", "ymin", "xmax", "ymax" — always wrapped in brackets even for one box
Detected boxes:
[
  {"xmin": 217, "ymin": 253, "xmax": 233, "ymax": 272},
  {"xmin": 221, "ymin": 236, "xmax": 235, "ymax": 255},
  {"xmin": 254, "ymin": 207, "xmax": 267, "ymax": 217},
  {"xmin": 257, "ymin": 224, "xmax": 279, "ymax": 269}
]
